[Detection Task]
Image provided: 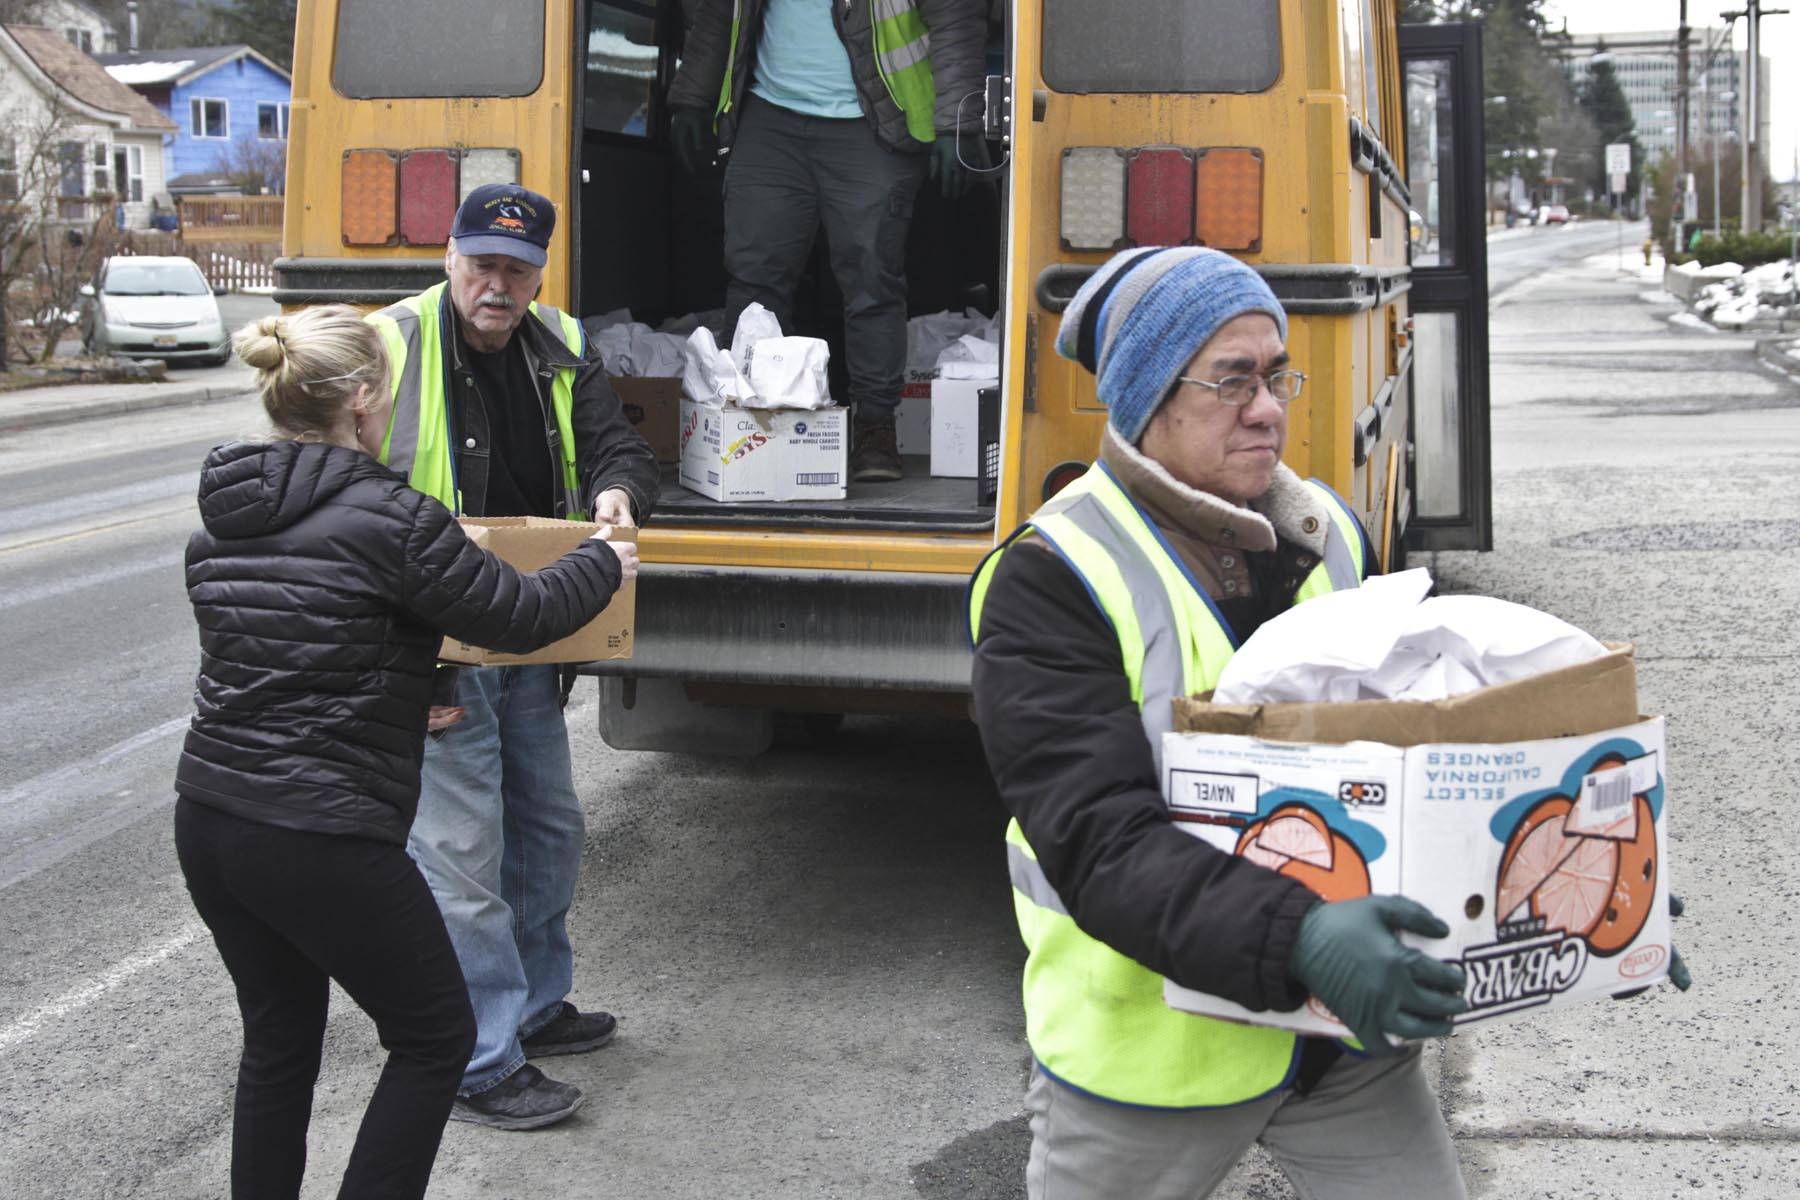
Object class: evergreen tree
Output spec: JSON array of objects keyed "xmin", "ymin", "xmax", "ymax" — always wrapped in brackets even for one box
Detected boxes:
[
  {"xmin": 1577, "ymin": 44, "xmax": 1642, "ymax": 202},
  {"xmin": 206, "ymin": 0, "xmax": 296, "ymax": 69}
]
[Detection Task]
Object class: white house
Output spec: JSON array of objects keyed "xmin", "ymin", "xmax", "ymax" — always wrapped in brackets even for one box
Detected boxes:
[
  {"xmin": 18, "ymin": 0, "xmax": 118, "ymax": 56},
  {"xmin": 0, "ymin": 23, "xmax": 175, "ymax": 229}
]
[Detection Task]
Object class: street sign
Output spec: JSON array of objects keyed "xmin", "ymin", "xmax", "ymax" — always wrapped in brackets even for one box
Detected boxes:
[
  {"xmin": 1606, "ymin": 143, "xmax": 1631, "ymax": 176},
  {"xmin": 1610, "ymin": 171, "xmax": 1628, "ymax": 196}
]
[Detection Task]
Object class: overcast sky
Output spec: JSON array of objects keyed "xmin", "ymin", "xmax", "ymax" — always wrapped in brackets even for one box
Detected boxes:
[{"xmin": 1541, "ymin": 0, "xmax": 1798, "ymax": 182}]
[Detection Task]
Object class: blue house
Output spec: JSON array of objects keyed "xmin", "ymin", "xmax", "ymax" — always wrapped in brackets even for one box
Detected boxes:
[{"xmin": 93, "ymin": 44, "xmax": 291, "ymax": 193}]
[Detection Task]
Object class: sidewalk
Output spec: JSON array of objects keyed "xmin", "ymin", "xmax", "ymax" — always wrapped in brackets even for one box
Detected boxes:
[{"xmin": 0, "ymin": 364, "xmax": 254, "ymax": 433}]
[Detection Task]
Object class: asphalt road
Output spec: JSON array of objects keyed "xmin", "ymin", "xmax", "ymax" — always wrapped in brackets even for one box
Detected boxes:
[{"xmin": 0, "ymin": 227, "xmax": 1795, "ymax": 1199}]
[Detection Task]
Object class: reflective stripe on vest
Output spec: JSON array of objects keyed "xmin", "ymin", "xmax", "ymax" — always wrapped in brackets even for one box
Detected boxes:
[
  {"xmin": 870, "ymin": 0, "xmax": 936, "ymax": 143},
  {"xmin": 367, "ymin": 284, "xmax": 587, "ymax": 519},
  {"xmin": 968, "ymin": 463, "xmax": 1365, "ymax": 1109}
]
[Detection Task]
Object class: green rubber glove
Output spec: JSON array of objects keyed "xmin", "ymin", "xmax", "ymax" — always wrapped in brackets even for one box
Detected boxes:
[
  {"xmin": 1668, "ymin": 894, "xmax": 1692, "ymax": 991},
  {"xmin": 1289, "ymin": 895, "xmax": 1468, "ymax": 1055},
  {"xmin": 669, "ymin": 107, "xmax": 717, "ymax": 176}
]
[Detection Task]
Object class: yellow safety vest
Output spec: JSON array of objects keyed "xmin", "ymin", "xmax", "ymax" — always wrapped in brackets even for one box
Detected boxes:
[
  {"xmin": 967, "ymin": 462, "xmax": 1366, "ymax": 1108},
  {"xmin": 366, "ymin": 282, "xmax": 587, "ymax": 518}
]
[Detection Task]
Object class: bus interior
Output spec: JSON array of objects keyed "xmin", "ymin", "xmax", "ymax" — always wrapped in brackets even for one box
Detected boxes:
[{"xmin": 574, "ymin": 0, "xmax": 1009, "ymax": 533}]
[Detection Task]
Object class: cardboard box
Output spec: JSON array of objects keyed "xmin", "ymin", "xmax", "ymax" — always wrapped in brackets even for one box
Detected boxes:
[
  {"xmin": 1160, "ymin": 646, "xmax": 1672, "ymax": 1036},
  {"xmin": 929, "ymin": 376, "xmax": 995, "ymax": 478},
  {"xmin": 611, "ymin": 376, "xmax": 682, "ymax": 464},
  {"xmin": 438, "ymin": 517, "xmax": 635, "ymax": 667},
  {"xmin": 678, "ymin": 397, "xmax": 847, "ymax": 502}
]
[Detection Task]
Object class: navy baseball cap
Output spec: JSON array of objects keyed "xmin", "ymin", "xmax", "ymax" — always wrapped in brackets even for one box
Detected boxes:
[{"xmin": 450, "ymin": 183, "xmax": 554, "ymax": 267}]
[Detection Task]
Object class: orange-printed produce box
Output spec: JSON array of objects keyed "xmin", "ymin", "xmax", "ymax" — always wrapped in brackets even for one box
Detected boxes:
[{"xmin": 1159, "ymin": 647, "xmax": 1672, "ymax": 1037}]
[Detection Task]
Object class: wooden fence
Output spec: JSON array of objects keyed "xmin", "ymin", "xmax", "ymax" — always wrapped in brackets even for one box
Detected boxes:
[
  {"xmin": 177, "ymin": 195, "xmax": 284, "ymax": 244},
  {"xmin": 117, "ymin": 231, "xmax": 278, "ymax": 292}
]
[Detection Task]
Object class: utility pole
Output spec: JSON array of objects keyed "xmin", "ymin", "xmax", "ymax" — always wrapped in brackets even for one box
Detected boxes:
[
  {"xmin": 1741, "ymin": 0, "xmax": 1791, "ymax": 235},
  {"xmin": 1676, "ymin": 2, "xmax": 1691, "ymax": 234}
]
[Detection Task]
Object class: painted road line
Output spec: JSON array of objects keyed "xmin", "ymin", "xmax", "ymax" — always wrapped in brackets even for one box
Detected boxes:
[
  {"xmin": 0, "ymin": 546, "xmax": 182, "ymax": 611},
  {"xmin": 0, "ymin": 922, "xmax": 204, "ymax": 1057}
]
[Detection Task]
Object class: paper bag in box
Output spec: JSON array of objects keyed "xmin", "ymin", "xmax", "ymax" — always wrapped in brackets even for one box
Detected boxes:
[
  {"xmin": 1160, "ymin": 646, "xmax": 1672, "ymax": 1035},
  {"xmin": 438, "ymin": 517, "xmax": 634, "ymax": 667}
]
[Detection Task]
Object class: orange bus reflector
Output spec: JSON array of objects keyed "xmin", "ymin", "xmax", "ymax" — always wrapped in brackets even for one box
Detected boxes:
[
  {"xmin": 1126, "ymin": 147, "xmax": 1195, "ymax": 247},
  {"xmin": 1194, "ymin": 148, "xmax": 1263, "ymax": 252},
  {"xmin": 399, "ymin": 149, "xmax": 457, "ymax": 246},
  {"xmin": 1060, "ymin": 147, "xmax": 1127, "ymax": 252},
  {"xmin": 341, "ymin": 149, "xmax": 397, "ymax": 246}
]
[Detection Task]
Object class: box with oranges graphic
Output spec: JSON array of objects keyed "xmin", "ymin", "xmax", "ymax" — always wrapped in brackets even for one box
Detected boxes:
[{"xmin": 1160, "ymin": 646, "xmax": 1672, "ymax": 1037}]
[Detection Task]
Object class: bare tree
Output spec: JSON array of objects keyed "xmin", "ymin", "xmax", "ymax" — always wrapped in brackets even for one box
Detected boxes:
[
  {"xmin": 0, "ymin": 95, "xmax": 122, "ymax": 365},
  {"xmin": 211, "ymin": 133, "xmax": 286, "ymax": 195}
]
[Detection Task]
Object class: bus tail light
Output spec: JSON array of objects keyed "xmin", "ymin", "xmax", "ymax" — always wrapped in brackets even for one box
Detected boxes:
[
  {"xmin": 1125, "ymin": 148, "xmax": 1195, "ymax": 247},
  {"xmin": 1060, "ymin": 147, "xmax": 1127, "ymax": 251},
  {"xmin": 341, "ymin": 149, "xmax": 397, "ymax": 246},
  {"xmin": 457, "ymin": 148, "xmax": 521, "ymax": 203},
  {"xmin": 398, "ymin": 150, "xmax": 457, "ymax": 246},
  {"xmin": 1193, "ymin": 148, "xmax": 1264, "ymax": 252},
  {"xmin": 1043, "ymin": 460, "xmax": 1088, "ymax": 501}
]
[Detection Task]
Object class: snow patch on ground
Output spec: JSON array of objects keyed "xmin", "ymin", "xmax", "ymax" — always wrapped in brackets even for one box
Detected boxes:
[
  {"xmin": 1638, "ymin": 290, "xmax": 1679, "ymax": 305},
  {"xmin": 1668, "ymin": 312, "xmax": 1722, "ymax": 333}
]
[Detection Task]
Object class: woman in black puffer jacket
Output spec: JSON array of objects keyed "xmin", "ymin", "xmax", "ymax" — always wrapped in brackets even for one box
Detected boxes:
[{"xmin": 176, "ymin": 305, "xmax": 637, "ymax": 1200}]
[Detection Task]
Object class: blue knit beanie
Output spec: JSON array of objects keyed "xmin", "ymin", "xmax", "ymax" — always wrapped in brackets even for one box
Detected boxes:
[{"xmin": 1055, "ymin": 247, "xmax": 1287, "ymax": 444}]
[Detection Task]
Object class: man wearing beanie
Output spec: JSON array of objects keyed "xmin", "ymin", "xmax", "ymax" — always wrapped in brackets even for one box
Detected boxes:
[{"xmin": 968, "ymin": 247, "xmax": 1470, "ymax": 1198}]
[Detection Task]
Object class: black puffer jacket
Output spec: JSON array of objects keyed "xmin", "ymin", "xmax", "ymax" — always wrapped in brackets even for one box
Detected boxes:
[{"xmin": 178, "ymin": 440, "xmax": 623, "ymax": 844}]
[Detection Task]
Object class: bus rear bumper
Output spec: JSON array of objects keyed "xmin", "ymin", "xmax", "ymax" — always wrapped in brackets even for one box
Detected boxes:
[{"xmin": 575, "ymin": 562, "xmax": 975, "ymax": 694}]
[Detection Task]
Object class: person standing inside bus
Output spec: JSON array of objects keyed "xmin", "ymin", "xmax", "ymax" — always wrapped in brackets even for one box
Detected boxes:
[
  {"xmin": 667, "ymin": 0, "xmax": 987, "ymax": 483},
  {"xmin": 967, "ymin": 248, "xmax": 1473, "ymax": 1199},
  {"xmin": 367, "ymin": 184, "xmax": 660, "ymax": 1130}
]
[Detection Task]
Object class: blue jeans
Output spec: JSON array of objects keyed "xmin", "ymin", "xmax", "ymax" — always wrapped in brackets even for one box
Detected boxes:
[{"xmin": 408, "ymin": 664, "xmax": 583, "ymax": 1095}]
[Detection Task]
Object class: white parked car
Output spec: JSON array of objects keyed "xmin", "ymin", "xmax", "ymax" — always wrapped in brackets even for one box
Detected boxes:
[{"xmin": 82, "ymin": 256, "xmax": 231, "ymax": 365}]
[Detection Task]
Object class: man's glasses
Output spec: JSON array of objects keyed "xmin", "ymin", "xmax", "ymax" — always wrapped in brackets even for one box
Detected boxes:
[{"xmin": 1175, "ymin": 369, "xmax": 1307, "ymax": 407}]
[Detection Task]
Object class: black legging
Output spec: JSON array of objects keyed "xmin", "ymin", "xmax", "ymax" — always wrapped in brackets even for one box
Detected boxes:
[{"xmin": 175, "ymin": 798, "xmax": 476, "ymax": 1200}]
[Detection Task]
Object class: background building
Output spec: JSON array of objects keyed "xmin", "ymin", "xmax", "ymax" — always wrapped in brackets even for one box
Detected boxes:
[
  {"xmin": 95, "ymin": 44, "xmax": 290, "ymax": 194},
  {"xmin": 1560, "ymin": 29, "xmax": 1770, "ymax": 165},
  {"xmin": 0, "ymin": 21, "xmax": 175, "ymax": 228}
]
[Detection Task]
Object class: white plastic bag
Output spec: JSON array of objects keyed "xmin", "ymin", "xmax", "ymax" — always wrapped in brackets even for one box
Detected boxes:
[
  {"xmin": 745, "ymin": 336, "xmax": 832, "ymax": 410},
  {"xmin": 681, "ymin": 325, "xmax": 757, "ymax": 408},
  {"xmin": 1212, "ymin": 568, "xmax": 1607, "ymax": 705},
  {"xmin": 730, "ymin": 302, "xmax": 784, "ymax": 373}
]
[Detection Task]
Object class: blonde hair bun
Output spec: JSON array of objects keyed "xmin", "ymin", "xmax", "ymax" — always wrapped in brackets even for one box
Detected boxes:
[{"xmin": 235, "ymin": 315, "xmax": 289, "ymax": 372}]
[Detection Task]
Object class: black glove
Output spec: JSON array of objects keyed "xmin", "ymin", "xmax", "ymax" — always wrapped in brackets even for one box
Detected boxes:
[
  {"xmin": 670, "ymin": 107, "xmax": 717, "ymax": 176},
  {"xmin": 927, "ymin": 133, "xmax": 994, "ymax": 200},
  {"xmin": 1288, "ymin": 895, "xmax": 1468, "ymax": 1056}
]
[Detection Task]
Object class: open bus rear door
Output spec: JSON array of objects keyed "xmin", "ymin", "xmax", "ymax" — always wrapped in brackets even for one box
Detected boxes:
[{"xmin": 1399, "ymin": 21, "xmax": 1492, "ymax": 553}]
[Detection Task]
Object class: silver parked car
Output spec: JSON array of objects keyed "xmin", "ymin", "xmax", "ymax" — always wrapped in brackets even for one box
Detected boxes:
[{"xmin": 82, "ymin": 256, "xmax": 231, "ymax": 365}]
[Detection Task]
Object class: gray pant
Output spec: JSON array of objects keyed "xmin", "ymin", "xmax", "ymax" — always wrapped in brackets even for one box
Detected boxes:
[
  {"xmin": 1024, "ymin": 1046, "xmax": 1467, "ymax": 1200},
  {"xmin": 722, "ymin": 93, "xmax": 926, "ymax": 419}
]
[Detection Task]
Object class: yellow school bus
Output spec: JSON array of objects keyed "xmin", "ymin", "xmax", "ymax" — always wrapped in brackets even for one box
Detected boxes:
[{"xmin": 280, "ymin": 0, "xmax": 1489, "ymax": 749}]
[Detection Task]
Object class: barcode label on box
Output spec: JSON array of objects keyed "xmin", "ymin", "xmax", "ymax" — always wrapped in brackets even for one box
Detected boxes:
[
  {"xmin": 1568, "ymin": 753, "xmax": 1655, "ymax": 840},
  {"xmin": 796, "ymin": 472, "xmax": 840, "ymax": 485}
]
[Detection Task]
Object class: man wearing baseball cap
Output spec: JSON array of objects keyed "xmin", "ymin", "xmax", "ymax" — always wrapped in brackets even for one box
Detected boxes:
[
  {"xmin": 367, "ymin": 183, "xmax": 659, "ymax": 1130},
  {"xmin": 967, "ymin": 247, "xmax": 1472, "ymax": 1197}
]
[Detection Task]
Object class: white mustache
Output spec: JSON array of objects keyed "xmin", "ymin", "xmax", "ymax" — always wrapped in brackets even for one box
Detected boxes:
[{"xmin": 477, "ymin": 293, "xmax": 517, "ymax": 310}]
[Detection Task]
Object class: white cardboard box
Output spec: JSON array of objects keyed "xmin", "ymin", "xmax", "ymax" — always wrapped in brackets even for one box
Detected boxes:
[
  {"xmin": 678, "ymin": 398, "xmax": 847, "ymax": 502},
  {"xmin": 1160, "ymin": 716, "xmax": 1671, "ymax": 1037},
  {"xmin": 929, "ymin": 376, "xmax": 994, "ymax": 478}
]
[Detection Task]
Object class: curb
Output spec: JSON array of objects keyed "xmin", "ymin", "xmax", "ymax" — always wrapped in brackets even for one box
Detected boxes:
[
  {"xmin": 1756, "ymin": 333, "xmax": 1800, "ymax": 377},
  {"xmin": 0, "ymin": 381, "xmax": 252, "ymax": 433}
]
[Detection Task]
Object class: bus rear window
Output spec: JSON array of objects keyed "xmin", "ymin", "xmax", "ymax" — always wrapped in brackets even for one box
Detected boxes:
[
  {"xmin": 333, "ymin": 0, "xmax": 546, "ymax": 99},
  {"xmin": 1042, "ymin": 0, "xmax": 1281, "ymax": 94}
]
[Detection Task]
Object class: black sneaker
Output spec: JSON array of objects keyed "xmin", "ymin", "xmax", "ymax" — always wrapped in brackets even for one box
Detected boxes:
[
  {"xmin": 521, "ymin": 1002, "xmax": 617, "ymax": 1058},
  {"xmin": 851, "ymin": 414, "xmax": 903, "ymax": 482},
  {"xmin": 450, "ymin": 1064, "xmax": 583, "ymax": 1131}
]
